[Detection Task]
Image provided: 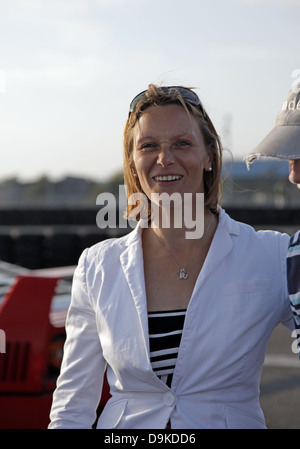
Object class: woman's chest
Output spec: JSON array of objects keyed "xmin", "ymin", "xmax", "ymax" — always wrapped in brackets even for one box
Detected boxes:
[{"xmin": 143, "ymin": 255, "xmax": 203, "ymax": 311}]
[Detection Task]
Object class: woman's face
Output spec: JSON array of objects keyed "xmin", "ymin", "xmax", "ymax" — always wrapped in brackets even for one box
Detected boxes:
[
  {"xmin": 132, "ymin": 104, "xmax": 211, "ymax": 202},
  {"xmin": 289, "ymin": 159, "xmax": 300, "ymax": 188}
]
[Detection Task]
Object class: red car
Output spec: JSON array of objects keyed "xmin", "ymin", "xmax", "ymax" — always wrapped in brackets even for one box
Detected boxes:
[{"xmin": 0, "ymin": 262, "xmax": 110, "ymax": 429}]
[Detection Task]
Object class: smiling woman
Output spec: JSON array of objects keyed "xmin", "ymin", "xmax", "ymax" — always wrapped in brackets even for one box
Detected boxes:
[
  {"xmin": 49, "ymin": 84, "xmax": 295, "ymax": 430},
  {"xmin": 131, "ymin": 103, "xmax": 211, "ymax": 239}
]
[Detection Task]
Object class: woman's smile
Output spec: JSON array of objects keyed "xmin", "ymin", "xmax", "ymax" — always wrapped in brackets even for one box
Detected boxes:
[{"xmin": 152, "ymin": 174, "xmax": 184, "ymax": 183}]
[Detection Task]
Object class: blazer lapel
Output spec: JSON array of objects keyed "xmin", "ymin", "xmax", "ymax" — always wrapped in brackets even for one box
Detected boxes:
[
  {"xmin": 191, "ymin": 208, "xmax": 240, "ymax": 298},
  {"xmin": 119, "ymin": 224, "xmax": 150, "ymax": 355}
]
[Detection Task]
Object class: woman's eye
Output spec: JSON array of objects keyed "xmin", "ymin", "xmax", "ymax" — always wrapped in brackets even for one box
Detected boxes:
[
  {"xmin": 177, "ymin": 140, "xmax": 191, "ymax": 147},
  {"xmin": 141, "ymin": 143, "xmax": 157, "ymax": 150}
]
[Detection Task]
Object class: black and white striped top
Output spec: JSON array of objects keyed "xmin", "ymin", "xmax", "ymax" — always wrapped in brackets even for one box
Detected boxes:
[{"xmin": 148, "ymin": 309, "xmax": 186, "ymax": 388}]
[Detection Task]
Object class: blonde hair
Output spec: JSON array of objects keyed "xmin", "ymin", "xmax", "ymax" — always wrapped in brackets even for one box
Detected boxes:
[{"xmin": 123, "ymin": 84, "xmax": 223, "ymax": 219}]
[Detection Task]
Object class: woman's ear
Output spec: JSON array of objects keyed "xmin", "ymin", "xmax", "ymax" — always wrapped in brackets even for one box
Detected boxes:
[
  {"xmin": 205, "ymin": 157, "xmax": 213, "ymax": 172},
  {"xmin": 204, "ymin": 147, "xmax": 213, "ymax": 172}
]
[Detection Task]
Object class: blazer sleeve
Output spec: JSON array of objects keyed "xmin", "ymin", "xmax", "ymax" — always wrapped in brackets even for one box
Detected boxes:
[{"xmin": 49, "ymin": 248, "xmax": 106, "ymax": 428}]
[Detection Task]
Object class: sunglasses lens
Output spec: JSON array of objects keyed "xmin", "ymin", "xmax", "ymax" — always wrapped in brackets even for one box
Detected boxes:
[
  {"xmin": 129, "ymin": 90, "xmax": 147, "ymax": 114},
  {"xmin": 129, "ymin": 86, "xmax": 205, "ymax": 117}
]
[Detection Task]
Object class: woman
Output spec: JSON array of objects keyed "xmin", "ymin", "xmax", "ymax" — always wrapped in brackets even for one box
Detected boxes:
[{"xmin": 49, "ymin": 85, "xmax": 294, "ymax": 429}]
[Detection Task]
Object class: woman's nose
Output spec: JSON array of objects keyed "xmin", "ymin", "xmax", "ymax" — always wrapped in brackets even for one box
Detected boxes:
[{"xmin": 157, "ymin": 147, "xmax": 175, "ymax": 167}]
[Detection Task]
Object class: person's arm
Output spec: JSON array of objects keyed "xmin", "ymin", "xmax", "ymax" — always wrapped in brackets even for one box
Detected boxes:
[
  {"xmin": 287, "ymin": 232, "xmax": 300, "ymax": 356},
  {"xmin": 280, "ymin": 233, "xmax": 296, "ymax": 332},
  {"xmin": 49, "ymin": 248, "xmax": 106, "ymax": 428}
]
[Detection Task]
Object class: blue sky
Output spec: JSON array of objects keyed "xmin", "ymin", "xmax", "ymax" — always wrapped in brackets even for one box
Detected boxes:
[{"xmin": 0, "ymin": 0, "xmax": 299, "ymax": 181}]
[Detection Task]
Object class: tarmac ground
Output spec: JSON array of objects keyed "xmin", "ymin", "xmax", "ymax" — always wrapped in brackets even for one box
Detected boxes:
[{"xmin": 260, "ymin": 324, "xmax": 299, "ymax": 429}]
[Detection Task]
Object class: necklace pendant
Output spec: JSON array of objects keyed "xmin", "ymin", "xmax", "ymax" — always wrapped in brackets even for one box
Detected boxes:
[{"xmin": 178, "ymin": 268, "xmax": 188, "ymax": 280}]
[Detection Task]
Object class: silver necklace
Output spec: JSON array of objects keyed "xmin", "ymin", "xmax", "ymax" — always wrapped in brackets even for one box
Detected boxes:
[{"xmin": 153, "ymin": 212, "xmax": 213, "ymax": 280}]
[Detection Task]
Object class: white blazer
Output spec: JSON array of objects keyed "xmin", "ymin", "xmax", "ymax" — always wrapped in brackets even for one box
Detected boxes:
[{"xmin": 49, "ymin": 208, "xmax": 294, "ymax": 429}]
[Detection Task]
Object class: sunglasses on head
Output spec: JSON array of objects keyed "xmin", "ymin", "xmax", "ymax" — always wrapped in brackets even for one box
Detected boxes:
[{"xmin": 128, "ymin": 86, "xmax": 206, "ymax": 118}]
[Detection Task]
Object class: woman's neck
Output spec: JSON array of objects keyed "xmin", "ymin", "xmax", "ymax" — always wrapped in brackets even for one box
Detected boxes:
[{"xmin": 146, "ymin": 207, "xmax": 215, "ymax": 251}]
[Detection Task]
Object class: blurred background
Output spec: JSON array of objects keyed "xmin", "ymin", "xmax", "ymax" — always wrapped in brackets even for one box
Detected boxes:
[
  {"xmin": 0, "ymin": 0, "xmax": 300, "ymax": 182},
  {"xmin": 0, "ymin": 0, "xmax": 299, "ymax": 429},
  {"xmin": 0, "ymin": 0, "xmax": 299, "ymax": 268}
]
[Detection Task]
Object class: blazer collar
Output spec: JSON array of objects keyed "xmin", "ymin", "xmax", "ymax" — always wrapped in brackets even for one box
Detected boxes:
[
  {"xmin": 218, "ymin": 206, "xmax": 240, "ymax": 236},
  {"xmin": 123, "ymin": 220, "xmax": 144, "ymax": 247},
  {"xmin": 122, "ymin": 207, "xmax": 240, "ymax": 242},
  {"xmin": 118, "ymin": 208, "xmax": 240, "ymax": 345},
  {"xmin": 194, "ymin": 207, "xmax": 239, "ymax": 285}
]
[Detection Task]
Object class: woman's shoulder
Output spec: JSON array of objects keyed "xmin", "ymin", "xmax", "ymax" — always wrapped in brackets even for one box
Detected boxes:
[
  {"xmin": 221, "ymin": 207, "xmax": 290, "ymax": 251},
  {"xmin": 80, "ymin": 226, "xmax": 138, "ymax": 266},
  {"xmin": 86, "ymin": 232, "xmax": 130, "ymax": 258}
]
